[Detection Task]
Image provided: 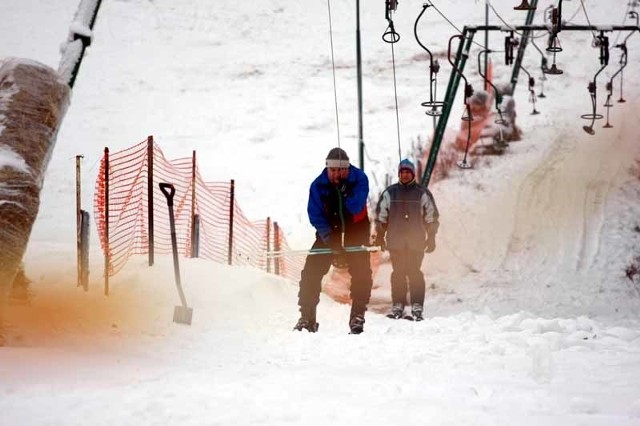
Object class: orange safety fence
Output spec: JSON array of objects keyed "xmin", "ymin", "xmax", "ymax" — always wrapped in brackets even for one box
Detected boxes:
[{"xmin": 93, "ymin": 137, "xmax": 304, "ymax": 282}]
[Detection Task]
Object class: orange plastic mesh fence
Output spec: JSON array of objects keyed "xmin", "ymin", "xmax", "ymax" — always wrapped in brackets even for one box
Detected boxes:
[{"xmin": 93, "ymin": 138, "xmax": 303, "ymax": 282}]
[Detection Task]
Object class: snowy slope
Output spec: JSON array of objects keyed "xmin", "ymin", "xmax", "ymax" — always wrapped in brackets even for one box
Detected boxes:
[{"xmin": 1, "ymin": 0, "xmax": 640, "ymax": 425}]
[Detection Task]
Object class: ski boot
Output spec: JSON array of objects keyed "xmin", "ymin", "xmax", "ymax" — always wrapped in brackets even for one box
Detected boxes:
[
  {"xmin": 293, "ymin": 306, "xmax": 319, "ymax": 332},
  {"xmin": 411, "ymin": 303, "xmax": 424, "ymax": 322},
  {"xmin": 386, "ymin": 303, "xmax": 404, "ymax": 320},
  {"xmin": 349, "ymin": 305, "xmax": 367, "ymax": 334},
  {"xmin": 349, "ymin": 313, "xmax": 365, "ymax": 334}
]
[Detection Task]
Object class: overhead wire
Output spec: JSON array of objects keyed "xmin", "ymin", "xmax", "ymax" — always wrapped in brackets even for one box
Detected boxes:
[
  {"xmin": 426, "ymin": 1, "xmax": 463, "ymax": 34},
  {"xmin": 579, "ymin": 0, "xmax": 599, "ymax": 43},
  {"xmin": 487, "ymin": 1, "xmax": 547, "ymax": 41},
  {"xmin": 390, "ymin": 41, "xmax": 402, "ymax": 162},
  {"xmin": 382, "ymin": 3, "xmax": 403, "ymax": 162},
  {"xmin": 612, "ymin": 1, "xmax": 633, "ymax": 46},
  {"xmin": 427, "ymin": 1, "xmax": 490, "ymax": 50},
  {"xmin": 326, "ymin": 0, "xmax": 341, "ymax": 148},
  {"xmin": 560, "ymin": 3, "xmax": 585, "ymax": 25}
]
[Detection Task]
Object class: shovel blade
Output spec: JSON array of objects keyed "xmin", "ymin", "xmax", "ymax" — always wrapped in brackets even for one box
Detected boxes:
[{"xmin": 173, "ymin": 306, "xmax": 193, "ymax": 325}]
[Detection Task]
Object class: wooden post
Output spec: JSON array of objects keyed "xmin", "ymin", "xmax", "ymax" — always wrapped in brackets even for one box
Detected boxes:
[
  {"xmin": 190, "ymin": 150, "xmax": 197, "ymax": 258},
  {"xmin": 192, "ymin": 215, "xmax": 200, "ymax": 258},
  {"xmin": 274, "ymin": 221, "xmax": 281, "ymax": 276},
  {"xmin": 227, "ymin": 179, "xmax": 235, "ymax": 265},
  {"xmin": 75, "ymin": 155, "xmax": 82, "ymax": 287},
  {"xmin": 104, "ymin": 147, "xmax": 110, "ymax": 296},
  {"xmin": 80, "ymin": 210, "xmax": 90, "ymax": 291},
  {"xmin": 266, "ymin": 217, "xmax": 271, "ymax": 273},
  {"xmin": 147, "ymin": 135, "xmax": 154, "ymax": 267}
]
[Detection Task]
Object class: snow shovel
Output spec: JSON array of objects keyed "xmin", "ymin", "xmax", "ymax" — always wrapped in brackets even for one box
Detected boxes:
[{"xmin": 159, "ymin": 183, "xmax": 193, "ymax": 325}]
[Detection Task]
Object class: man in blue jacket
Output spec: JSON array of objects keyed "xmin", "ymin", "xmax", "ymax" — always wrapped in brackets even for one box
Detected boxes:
[
  {"xmin": 375, "ymin": 159, "xmax": 439, "ymax": 321},
  {"xmin": 294, "ymin": 147, "xmax": 373, "ymax": 334}
]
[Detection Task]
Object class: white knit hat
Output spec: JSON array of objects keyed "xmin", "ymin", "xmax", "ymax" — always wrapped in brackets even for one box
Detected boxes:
[{"xmin": 325, "ymin": 147, "xmax": 350, "ymax": 169}]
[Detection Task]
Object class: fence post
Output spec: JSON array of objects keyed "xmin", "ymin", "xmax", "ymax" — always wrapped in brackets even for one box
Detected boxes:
[
  {"xmin": 192, "ymin": 214, "xmax": 200, "ymax": 258},
  {"xmin": 274, "ymin": 221, "xmax": 280, "ymax": 276},
  {"xmin": 147, "ymin": 135, "xmax": 154, "ymax": 267},
  {"xmin": 80, "ymin": 210, "xmax": 90, "ymax": 290},
  {"xmin": 104, "ymin": 147, "xmax": 110, "ymax": 296},
  {"xmin": 227, "ymin": 179, "xmax": 235, "ymax": 265},
  {"xmin": 75, "ymin": 155, "xmax": 82, "ymax": 288},
  {"xmin": 266, "ymin": 217, "xmax": 271, "ymax": 273},
  {"xmin": 191, "ymin": 150, "xmax": 198, "ymax": 258}
]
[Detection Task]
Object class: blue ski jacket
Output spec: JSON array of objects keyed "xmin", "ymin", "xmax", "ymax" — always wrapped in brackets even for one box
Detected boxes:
[{"xmin": 307, "ymin": 165, "xmax": 370, "ymax": 244}]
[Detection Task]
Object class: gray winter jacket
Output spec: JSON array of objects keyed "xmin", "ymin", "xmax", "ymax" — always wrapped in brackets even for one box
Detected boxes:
[{"xmin": 375, "ymin": 181, "xmax": 439, "ymax": 252}]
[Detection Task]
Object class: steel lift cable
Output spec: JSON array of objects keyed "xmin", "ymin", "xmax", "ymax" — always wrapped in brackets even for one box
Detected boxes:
[
  {"xmin": 326, "ymin": 0, "xmax": 342, "ymax": 148},
  {"xmin": 383, "ymin": 0, "xmax": 403, "ymax": 162}
]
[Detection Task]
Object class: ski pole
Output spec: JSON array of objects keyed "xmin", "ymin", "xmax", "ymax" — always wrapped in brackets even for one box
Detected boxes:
[{"xmin": 266, "ymin": 245, "xmax": 381, "ymax": 258}]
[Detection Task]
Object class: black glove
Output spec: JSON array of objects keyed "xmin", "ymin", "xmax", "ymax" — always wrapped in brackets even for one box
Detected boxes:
[
  {"xmin": 425, "ymin": 234, "xmax": 436, "ymax": 253},
  {"xmin": 327, "ymin": 236, "xmax": 346, "ymax": 256},
  {"xmin": 373, "ymin": 223, "xmax": 387, "ymax": 251},
  {"xmin": 327, "ymin": 236, "xmax": 348, "ymax": 268}
]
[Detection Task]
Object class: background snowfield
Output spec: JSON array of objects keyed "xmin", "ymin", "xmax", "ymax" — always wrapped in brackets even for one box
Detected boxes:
[{"xmin": 2, "ymin": 0, "xmax": 640, "ymax": 424}]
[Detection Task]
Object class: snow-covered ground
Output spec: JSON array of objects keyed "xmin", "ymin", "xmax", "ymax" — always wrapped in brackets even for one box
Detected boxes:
[{"xmin": 2, "ymin": 0, "xmax": 640, "ymax": 424}]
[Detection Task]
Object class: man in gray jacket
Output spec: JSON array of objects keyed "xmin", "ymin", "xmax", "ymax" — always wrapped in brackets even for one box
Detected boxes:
[{"xmin": 374, "ymin": 159, "xmax": 439, "ymax": 321}]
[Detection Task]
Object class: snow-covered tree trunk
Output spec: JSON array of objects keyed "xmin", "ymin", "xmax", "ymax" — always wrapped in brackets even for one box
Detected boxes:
[{"xmin": 0, "ymin": 58, "xmax": 70, "ymax": 323}]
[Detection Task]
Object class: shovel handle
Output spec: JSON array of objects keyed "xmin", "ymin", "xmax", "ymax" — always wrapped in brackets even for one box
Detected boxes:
[{"xmin": 159, "ymin": 183, "xmax": 175, "ymax": 206}]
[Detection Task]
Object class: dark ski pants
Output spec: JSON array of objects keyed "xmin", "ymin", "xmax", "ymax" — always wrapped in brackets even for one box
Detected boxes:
[
  {"xmin": 298, "ymin": 239, "xmax": 373, "ymax": 316},
  {"xmin": 389, "ymin": 249, "xmax": 426, "ymax": 307}
]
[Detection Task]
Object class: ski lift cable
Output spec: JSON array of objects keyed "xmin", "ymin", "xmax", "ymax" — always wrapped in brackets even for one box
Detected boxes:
[
  {"xmin": 529, "ymin": 37, "xmax": 548, "ymax": 58},
  {"xmin": 555, "ymin": 2, "xmax": 584, "ymax": 27},
  {"xmin": 326, "ymin": 0, "xmax": 341, "ymax": 148},
  {"xmin": 391, "ymin": 41, "xmax": 402, "ymax": 162},
  {"xmin": 427, "ymin": 1, "xmax": 463, "ymax": 33},
  {"xmin": 487, "ymin": 1, "xmax": 543, "ymax": 41},
  {"xmin": 487, "ymin": 1, "xmax": 522, "ymax": 35},
  {"xmin": 579, "ymin": 0, "xmax": 599, "ymax": 44},
  {"xmin": 491, "ymin": 4, "xmax": 548, "ymax": 43},
  {"xmin": 486, "ymin": 2, "xmax": 549, "ymax": 42},
  {"xmin": 613, "ymin": 4, "xmax": 636, "ymax": 46},
  {"xmin": 427, "ymin": 1, "xmax": 488, "ymax": 50},
  {"xmin": 382, "ymin": 1, "xmax": 402, "ymax": 162}
]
